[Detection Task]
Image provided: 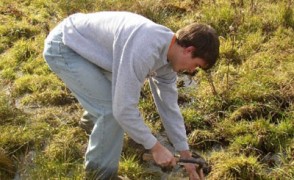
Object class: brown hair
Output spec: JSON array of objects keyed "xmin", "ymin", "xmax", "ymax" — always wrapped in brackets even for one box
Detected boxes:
[{"xmin": 176, "ymin": 23, "xmax": 220, "ymax": 70}]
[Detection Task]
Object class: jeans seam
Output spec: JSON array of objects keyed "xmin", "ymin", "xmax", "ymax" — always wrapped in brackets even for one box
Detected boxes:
[{"xmin": 101, "ymin": 108, "xmax": 106, "ymax": 164}]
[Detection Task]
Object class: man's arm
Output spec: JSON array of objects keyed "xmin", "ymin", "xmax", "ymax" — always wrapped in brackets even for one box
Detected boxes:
[
  {"xmin": 149, "ymin": 71, "xmax": 189, "ymax": 151},
  {"xmin": 112, "ymin": 53, "xmax": 157, "ymax": 150},
  {"xmin": 111, "ymin": 24, "xmax": 179, "ymax": 166},
  {"xmin": 111, "ymin": 38, "xmax": 179, "ymax": 168},
  {"xmin": 150, "ymin": 74, "xmax": 206, "ymax": 179}
]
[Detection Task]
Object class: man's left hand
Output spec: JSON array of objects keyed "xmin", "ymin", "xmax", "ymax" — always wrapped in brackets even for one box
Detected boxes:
[{"xmin": 179, "ymin": 150, "xmax": 205, "ymax": 180}]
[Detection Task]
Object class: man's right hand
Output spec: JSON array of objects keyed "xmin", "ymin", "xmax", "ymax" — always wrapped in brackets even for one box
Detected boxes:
[{"xmin": 150, "ymin": 141, "xmax": 177, "ymax": 167}]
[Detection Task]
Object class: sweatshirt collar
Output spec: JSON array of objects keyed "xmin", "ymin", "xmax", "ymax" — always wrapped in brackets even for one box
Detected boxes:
[
  {"xmin": 165, "ymin": 34, "xmax": 176, "ymax": 65},
  {"xmin": 168, "ymin": 35, "xmax": 176, "ymax": 51}
]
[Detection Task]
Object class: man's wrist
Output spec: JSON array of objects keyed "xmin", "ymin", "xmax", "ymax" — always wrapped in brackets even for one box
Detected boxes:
[
  {"xmin": 173, "ymin": 141, "xmax": 189, "ymax": 151},
  {"xmin": 150, "ymin": 141, "xmax": 160, "ymax": 152},
  {"xmin": 179, "ymin": 150, "xmax": 192, "ymax": 158}
]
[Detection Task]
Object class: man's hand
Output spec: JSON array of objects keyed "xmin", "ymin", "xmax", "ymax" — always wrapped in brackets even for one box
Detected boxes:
[
  {"xmin": 150, "ymin": 141, "xmax": 177, "ymax": 167},
  {"xmin": 180, "ymin": 150, "xmax": 205, "ymax": 180}
]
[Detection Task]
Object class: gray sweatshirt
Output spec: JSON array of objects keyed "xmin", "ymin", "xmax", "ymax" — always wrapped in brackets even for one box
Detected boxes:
[{"xmin": 62, "ymin": 11, "xmax": 188, "ymax": 151}]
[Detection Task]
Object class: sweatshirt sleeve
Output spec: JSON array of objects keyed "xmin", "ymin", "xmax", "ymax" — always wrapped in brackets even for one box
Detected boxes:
[
  {"xmin": 149, "ymin": 73, "xmax": 189, "ymax": 151},
  {"xmin": 112, "ymin": 30, "xmax": 158, "ymax": 150}
]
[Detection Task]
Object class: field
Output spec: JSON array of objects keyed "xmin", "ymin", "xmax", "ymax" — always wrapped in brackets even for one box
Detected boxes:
[{"xmin": 0, "ymin": 0, "xmax": 293, "ymax": 179}]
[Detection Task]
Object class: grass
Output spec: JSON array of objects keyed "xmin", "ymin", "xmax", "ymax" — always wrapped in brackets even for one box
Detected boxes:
[
  {"xmin": 119, "ymin": 154, "xmax": 144, "ymax": 179},
  {"xmin": 208, "ymin": 151, "xmax": 267, "ymax": 179},
  {"xmin": 0, "ymin": 0, "xmax": 293, "ymax": 179}
]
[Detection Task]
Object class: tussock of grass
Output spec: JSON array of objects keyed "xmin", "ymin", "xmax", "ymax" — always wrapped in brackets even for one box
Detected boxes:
[
  {"xmin": 21, "ymin": 87, "xmax": 76, "ymax": 106},
  {"xmin": 208, "ymin": 151, "xmax": 267, "ymax": 179},
  {"xmin": 12, "ymin": 74, "xmax": 76, "ymax": 105},
  {"xmin": 0, "ymin": 121, "xmax": 52, "ymax": 151},
  {"xmin": 44, "ymin": 127, "xmax": 87, "ymax": 163},
  {"xmin": 181, "ymin": 108, "xmax": 206, "ymax": 131},
  {"xmin": 229, "ymin": 103, "xmax": 283, "ymax": 122},
  {"xmin": 34, "ymin": 105, "xmax": 82, "ymax": 128},
  {"xmin": 188, "ymin": 129, "xmax": 216, "ymax": 150},
  {"xmin": 13, "ymin": 74, "xmax": 55, "ymax": 95},
  {"xmin": 0, "ymin": 148, "xmax": 16, "ymax": 179},
  {"xmin": 202, "ymin": 3, "xmax": 237, "ymax": 37},
  {"xmin": 119, "ymin": 154, "xmax": 143, "ymax": 179},
  {"xmin": 27, "ymin": 154, "xmax": 85, "ymax": 179},
  {"xmin": 23, "ymin": 126, "xmax": 87, "ymax": 179},
  {"xmin": 281, "ymin": 5, "xmax": 294, "ymax": 29},
  {"xmin": 227, "ymin": 119, "xmax": 294, "ymax": 155},
  {"xmin": 0, "ymin": 37, "xmax": 46, "ymax": 80},
  {"xmin": 0, "ymin": 92, "xmax": 27, "ymax": 125}
]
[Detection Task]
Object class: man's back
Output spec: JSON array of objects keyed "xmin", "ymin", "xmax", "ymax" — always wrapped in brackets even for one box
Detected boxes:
[{"xmin": 62, "ymin": 11, "xmax": 168, "ymax": 72}]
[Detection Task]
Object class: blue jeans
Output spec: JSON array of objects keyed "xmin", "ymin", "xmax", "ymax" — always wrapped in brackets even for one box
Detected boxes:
[{"xmin": 43, "ymin": 23, "xmax": 124, "ymax": 179}]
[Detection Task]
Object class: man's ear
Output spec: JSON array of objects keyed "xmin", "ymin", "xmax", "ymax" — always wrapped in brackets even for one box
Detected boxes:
[{"xmin": 184, "ymin": 46, "xmax": 196, "ymax": 54}]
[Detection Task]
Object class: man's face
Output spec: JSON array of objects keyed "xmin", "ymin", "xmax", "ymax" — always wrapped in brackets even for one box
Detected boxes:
[{"xmin": 171, "ymin": 46, "xmax": 207, "ymax": 75}]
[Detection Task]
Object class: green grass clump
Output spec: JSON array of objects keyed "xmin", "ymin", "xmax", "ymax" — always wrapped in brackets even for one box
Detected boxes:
[
  {"xmin": 24, "ymin": 126, "xmax": 87, "ymax": 179},
  {"xmin": 12, "ymin": 74, "xmax": 75, "ymax": 105},
  {"xmin": 281, "ymin": 5, "xmax": 294, "ymax": 29},
  {"xmin": 201, "ymin": 1, "xmax": 237, "ymax": 37},
  {"xmin": 27, "ymin": 154, "xmax": 85, "ymax": 179},
  {"xmin": 13, "ymin": 74, "xmax": 55, "ymax": 95},
  {"xmin": 228, "ymin": 119, "xmax": 294, "ymax": 156},
  {"xmin": 34, "ymin": 105, "xmax": 83, "ymax": 128},
  {"xmin": 181, "ymin": 107, "xmax": 206, "ymax": 131},
  {"xmin": 229, "ymin": 103, "xmax": 283, "ymax": 122},
  {"xmin": 267, "ymin": 142, "xmax": 294, "ymax": 179},
  {"xmin": 0, "ymin": 22, "xmax": 40, "ymax": 51},
  {"xmin": 21, "ymin": 56, "xmax": 50, "ymax": 75},
  {"xmin": 0, "ymin": 148, "xmax": 16, "ymax": 179},
  {"xmin": 0, "ymin": 38, "xmax": 42, "ymax": 80},
  {"xmin": 0, "ymin": 92, "xmax": 26, "ymax": 125},
  {"xmin": 208, "ymin": 151, "xmax": 267, "ymax": 180},
  {"xmin": 119, "ymin": 154, "xmax": 143, "ymax": 179},
  {"xmin": 44, "ymin": 127, "xmax": 87, "ymax": 163},
  {"xmin": 188, "ymin": 129, "xmax": 216, "ymax": 150},
  {"xmin": 0, "ymin": 122, "xmax": 51, "ymax": 152}
]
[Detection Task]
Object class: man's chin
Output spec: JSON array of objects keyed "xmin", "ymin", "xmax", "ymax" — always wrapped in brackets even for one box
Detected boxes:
[
  {"xmin": 172, "ymin": 67, "xmax": 180, "ymax": 73},
  {"xmin": 178, "ymin": 70, "xmax": 198, "ymax": 76}
]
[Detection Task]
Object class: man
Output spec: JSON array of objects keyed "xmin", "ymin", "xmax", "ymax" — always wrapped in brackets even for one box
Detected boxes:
[{"xmin": 43, "ymin": 11, "xmax": 219, "ymax": 179}]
